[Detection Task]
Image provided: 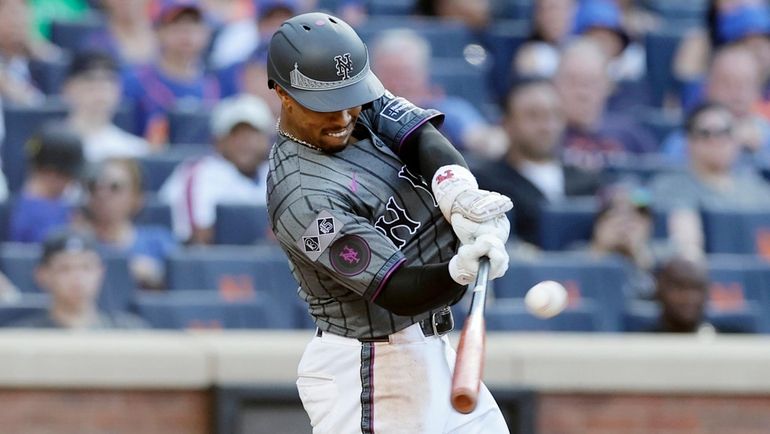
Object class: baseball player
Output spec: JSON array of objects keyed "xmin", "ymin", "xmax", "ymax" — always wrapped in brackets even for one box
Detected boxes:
[{"xmin": 266, "ymin": 12, "xmax": 512, "ymax": 433}]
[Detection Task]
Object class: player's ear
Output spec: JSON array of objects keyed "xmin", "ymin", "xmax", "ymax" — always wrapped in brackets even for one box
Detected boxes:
[{"xmin": 274, "ymin": 85, "xmax": 295, "ymax": 112}]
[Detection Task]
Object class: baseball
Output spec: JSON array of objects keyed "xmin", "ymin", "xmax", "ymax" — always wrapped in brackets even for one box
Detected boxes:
[{"xmin": 524, "ymin": 280, "xmax": 568, "ymax": 319}]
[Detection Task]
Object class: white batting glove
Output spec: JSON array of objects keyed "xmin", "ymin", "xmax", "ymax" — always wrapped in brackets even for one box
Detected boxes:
[
  {"xmin": 431, "ymin": 164, "xmax": 513, "ymax": 223},
  {"xmin": 448, "ymin": 234, "xmax": 509, "ymax": 286},
  {"xmin": 450, "ymin": 213, "xmax": 510, "ymax": 246}
]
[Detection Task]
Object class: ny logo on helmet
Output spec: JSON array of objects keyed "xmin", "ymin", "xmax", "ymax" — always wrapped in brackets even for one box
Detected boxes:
[{"xmin": 334, "ymin": 53, "xmax": 353, "ymax": 80}]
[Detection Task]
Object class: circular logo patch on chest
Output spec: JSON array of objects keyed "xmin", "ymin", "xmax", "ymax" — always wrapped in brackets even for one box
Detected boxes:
[{"xmin": 329, "ymin": 235, "xmax": 371, "ymax": 276}]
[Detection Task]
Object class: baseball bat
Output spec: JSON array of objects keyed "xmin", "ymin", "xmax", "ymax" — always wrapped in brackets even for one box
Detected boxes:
[{"xmin": 450, "ymin": 257, "xmax": 490, "ymax": 414}]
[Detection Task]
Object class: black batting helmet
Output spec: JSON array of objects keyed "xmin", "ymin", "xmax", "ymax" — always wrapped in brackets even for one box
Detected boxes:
[{"xmin": 267, "ymin": 12, "xmax": 385, "ymax": 112}]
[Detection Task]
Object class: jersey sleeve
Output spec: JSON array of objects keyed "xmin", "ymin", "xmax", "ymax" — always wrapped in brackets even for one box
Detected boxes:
[
  {"xmin": 358, "ymin": 90, "xmax": 444, "ymax": 155},
  {"xmin": 273, "ymin": 194, "xmax": 406, "ymax": 301}
]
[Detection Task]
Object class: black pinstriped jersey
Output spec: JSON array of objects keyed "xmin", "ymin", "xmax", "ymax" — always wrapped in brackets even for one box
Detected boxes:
[{"xmin": 267, "ymin": 91, "xmax": 458, "ymax": 339}]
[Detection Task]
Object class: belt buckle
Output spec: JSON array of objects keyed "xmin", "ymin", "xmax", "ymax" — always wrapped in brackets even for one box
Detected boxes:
[{"xmin": 431, "ymin": 307, "xmax": 454, "ymax": 337}]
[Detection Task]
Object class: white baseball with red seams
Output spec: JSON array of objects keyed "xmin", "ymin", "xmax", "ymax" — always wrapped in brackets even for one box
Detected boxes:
[{"xmin": 524, "ymin": 280, "xmax": 568, "ymax": 319}]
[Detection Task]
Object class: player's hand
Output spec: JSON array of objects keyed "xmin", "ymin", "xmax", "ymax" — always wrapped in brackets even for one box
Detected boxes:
[
  {"xmin": 450, "ymin": 213, "xmax": 510, "ymax": 245},
  {"xmin": 449, "ymin": 234, "xmax": 509, "ymax": 285},
  {"xmin": 432, "ymin": 164, "xmax": 512, "ymax": 223}
]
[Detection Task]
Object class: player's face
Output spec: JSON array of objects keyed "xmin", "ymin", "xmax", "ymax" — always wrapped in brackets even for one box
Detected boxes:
[{"xmin": 277, "ymin": 87, "xmax": 362, "ymax": 153}]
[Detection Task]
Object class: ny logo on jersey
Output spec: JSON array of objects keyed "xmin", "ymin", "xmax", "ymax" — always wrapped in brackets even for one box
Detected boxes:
[
  {"xmin": 436, "ymin": 169, "xmax": 454, "ymax": 184},
  {"xmin": 375, "ymin": 197, "xmax": 421, "ymax": 249},
  {"xmin": 334, "ymin": 53, "xmax": 353, "ymax": 80},
  {"xmin": 398, "ymin": 166, "xmax": 437, "ymax": 207},
  {"xmin": 339, "ymin": 246, "xmax": 360, "ymax": 264}
]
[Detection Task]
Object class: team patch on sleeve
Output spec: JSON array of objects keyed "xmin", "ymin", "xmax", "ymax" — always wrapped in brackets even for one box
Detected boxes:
[
  {"xmin": 329, "ymin": 235, "xmax": 371, "ymax": 276},
  {"xmin": 297, "ymin": 210, "xmax": 342, "ymax": 261},
  {"xmin": 379, "ymin": 96, "xmax": 417, "ymax": 122}
]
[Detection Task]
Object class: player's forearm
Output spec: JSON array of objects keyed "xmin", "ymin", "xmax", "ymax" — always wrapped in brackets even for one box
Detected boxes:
[
  {"xmin": 400, "ymin": 122, "xmax": 468, "ymax": 178},
  {"xmin": 374, "ymin": 262, "xmax": 466, "ymax": 316}
]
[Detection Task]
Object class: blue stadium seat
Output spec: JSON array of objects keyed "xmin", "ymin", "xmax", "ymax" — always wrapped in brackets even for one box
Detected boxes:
[
  {"xmin": 707, "ymin": 254, "xmax": 770, "ymax": 332},
  {"xmin": 644, "ymin": 26, "xmax": 689, "ymax": 107},
  {"xmin": 2, "ymin": 102, "xmax": 68, "ymax": 192},
  {"xmin": 29, "ymin": 58, "xmax": 70, "ymax": 95},
  {"xmin": 493, "ymin": 254, "xmax": 628, "ymax": 331},
  {"xmin": 0, "ymin": 243, "xmax": 136, "ymax": 312},
  {"xmin": 137, "ymin": 146, "xmax": 207, "ymax": 192},
  {"xmin": 623, "ymin": 300, "xmax": 761, "ymax": 333},
  {"xmin": 134, "ymin": 195, "xmax": 172, "ymax": 228},
  {"xmin": 134, "ymin": 290, "xmax": 293, "ymax": 329},
  {"xmin": 0, "ymin": 294, "xmax": 49, "ymax": 327},
  {"xmin": 49, "ymin": 14, "xmax": 106, "ymax": 53},
  {"xmin": 537, "ymin": 197, "xmax": 668, "ymax": 251},
  {"xmin": 366, "ymin": 0, "xmax": 416, "ymax": 16},
  {"xmin": 214, "ymin": 204, "xmax": 272, "ymax": 245},
  {"xmin": 481, "ymin": 20, "xmax": 530, "ymax": 100},
  {"xmin": 491, "ymin": 0, "xmax": 534, "ymax": 20},
  {"xmin": 701, "ymin": 207, "xmax": 770, "ymax": 257},
  {"xmin": 355, "ymin": 16, "xmax": 476, "ymax": 59},
  {"xmin": 168, "ymin": 106, "xmax": 212, "ymax": 145},
  {"xmin": 643, "ymin": 0, "xmax": 707, "ymax": 23},
  {"xmin": 485, "ymin": 299, "xmax": 601, "ymax": 332},
  {"xmin": 430, "ymin": 58, "xmax": 491, "ymax": 113},
  {"xmin": 165, "ymin": 246, "xmax": 308, "ymax": 327}
]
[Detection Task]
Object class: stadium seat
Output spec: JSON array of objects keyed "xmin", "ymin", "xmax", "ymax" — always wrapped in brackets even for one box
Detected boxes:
[
  {"xmin": 134, "ymin": 290, "xmax": 293, "ymax": 329},
  {"xmin": 537, "ymin": 197, "xmax": 668, "ymax": 251},
  {"xmin": 355, "ymin": 16, "xmax": 476, "ymax": 59},
  {"xmin": 165, "ymin": 246, "xmax": 309, "ymax": 327},
  {"xmin": 366, "ymin": 0, "xmax": 416, "ymax": 16},
  {"xmin": 623, "ymin": 300, "xmax": 761, "ymax": 333},
  {"xmin": 485, "ymin": 299, "xmax": 601, "ymax": 332},
  {"xmin": 0, "ymin": 243, "xmax": 136, "ymax": 312},
  {"xmin": 137, "ymin": 145, "xmax": 207, "ymax": 191},
  {"xmin": 481, "ymin": 19, "xmax": 530, "ymax": 100},
  {"xmin": 0, "ymin": 294, "xmax": 49, "ymax": 327},
  {"xmin": 644, "ymin": 26, "xmax": 689, "ymax": 107},
  {"xmin": 2, "ymin": 102, "xmax": 68, "ymax": 192},
  {"xmin": 168, "ymin": 106, "xmax": 212, "ymax": 145},
  {"xmin": 49, "ymin": 13, "xmax": 106, "ymax": 53},
  {"xmin": 644, "ymin": 0, "xmax": 707, "ymax": 23},
  {"xmin": 701, "ymin": 207, "xmax": 770, "ymax": 259},
  {"xmin": 29, "ymin": 57, "xmax": 70, "ymax": 95},
  {"xmin": 134, "ymin": 195, "xmax": 172, "ymax": 228},
  {"xmin": 706, "ymin": 254, "xmax": 770, "ymax": 332},
  {"xmin": 430, "ymin": 58, "xmax": 491, "ymax": 112},
  {"xmin": 214, "ymin": 204, "xmax": 272, "ymax": 245},
  {"xmin": 493, "ymin": 254, "xmax": 628, "ymax": 331}
]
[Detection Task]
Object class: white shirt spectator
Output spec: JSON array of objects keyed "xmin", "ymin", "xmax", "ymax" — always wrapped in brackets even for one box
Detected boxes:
[{"xmin": 159, "ymin": 153, "xmax": 268, "ymax": 242}]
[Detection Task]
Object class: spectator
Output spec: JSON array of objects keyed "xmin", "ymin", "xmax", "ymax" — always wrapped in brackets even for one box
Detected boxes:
[
  {"xmin": 203, "ymin": 0, "xmax": 258, "ymax": 68},
  {"xmin": 573, "ymin": 0, "xmax": 645, "ymax": 82},
  {"xmin": 84, "ymin": 0, "xmax": 158, "ymax": 68},
  {"xmin": 121, "ymin": 0, "xmax": 218, "ymax": 147},
  {"xmin": 0, "ymin": 0, "xmax": 61, "ymax": 105},
  {"xmin": 474, "ymin": 77, "xmax": 600, "ymax": 246},
  {"xmin": 11, "ymin": 230, "xmax": 147, "ymax": 329},
  {"xmin": 674, "ymin": 1, "xmax": 770, "ymax": 110},
  {"xmin": 587, "ymin": 181, "xmax": 660, "ymax": 299},
  {"xmin": 649, "ymin": 256, "xmax": 729, "ymax": 334},
  {"xmin": 159, "ymin": 94, "xmax": 273, "ymax": 244},
  {"xmin": 216, "ymin": 0, "xmax": 298, "ymax": 116},
  {"xmin": 62, "ymin": 51, "xmax": 150, "ymax": 162},
  {"xmin": 513, "ymin": 0, "xmax": 577, "ymax": 78},
  {"xmin": 371, "ymin": 28, "xmax": 507, "ymax": 158},
  {"xmin": 415, "ymin": 0, "xmax": 491, "ymax": 30},
  {"xmin": 663, "ymin": 44, "xmax": 770, "ymax": 164},
  {"xmin": 650, "ymin": 102, "xmax": 770, "ymax": 259},
  {"xmin": 554, "ymin": 38, "xmax": 657, "ymax": 170},
  {"xmin": 9, "ymin": 122, "xmax": 84, "ymax": 243},
  {"xmin": 75, "ymin": 158, "xmax": 178, "ymax": 290}
]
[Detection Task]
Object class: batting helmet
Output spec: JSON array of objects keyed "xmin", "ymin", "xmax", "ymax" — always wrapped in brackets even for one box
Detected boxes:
[{"xmin": 267, "ymin": 12, "xmax": 385, "ymax": 112}]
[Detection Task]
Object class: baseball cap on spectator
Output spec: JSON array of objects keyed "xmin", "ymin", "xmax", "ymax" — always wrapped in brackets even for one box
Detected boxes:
[
  {"xmin": 153, "ymin": 0, "xmax": 204, "ymax": 27},
  {"xmin": 40, "ymin": 230, "xmax": 99, "ymax": 265},
  {"xmin": 256, "ymin": 0, "xmax": 298, "ymax": 20},
  {"xmin": 717, "ymin": 3, "xmax": 770, "ymax": 44},
  {"xmin": 574, "ymin": 0, "xmax": 630, "ymax": 49},
  {"xmin": 210, "ymin": 94, "xmax": 274, "ymax": 138},
  {"xmin": 25, "ymin": 121, "xmax": 85, "ymax": 177},
  {"xmin": 66, "ymin": 51, "xmax": 119, "ymax": 80}
]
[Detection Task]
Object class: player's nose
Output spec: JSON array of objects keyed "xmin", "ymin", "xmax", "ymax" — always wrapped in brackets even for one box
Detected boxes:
[{"xmin": 328, "ymin": 109, "xmax": 354, "ymax": 126}]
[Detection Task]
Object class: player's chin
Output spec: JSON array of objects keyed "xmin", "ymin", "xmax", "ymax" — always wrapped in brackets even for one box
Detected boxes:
[{"xmin": 320, "ymin": 133, "xmax": 352, "ymax": 152}]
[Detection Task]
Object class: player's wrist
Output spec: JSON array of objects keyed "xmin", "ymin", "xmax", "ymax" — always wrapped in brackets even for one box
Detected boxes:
[{"xmin": 431, "ymin": 164, "xmax": 478, "ymax": 222}]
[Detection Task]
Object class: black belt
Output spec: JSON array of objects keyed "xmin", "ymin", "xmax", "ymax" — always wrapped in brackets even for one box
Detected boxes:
[{"xmin": 316, "ymin": 307, "xmax": 454, "ymax": 343}]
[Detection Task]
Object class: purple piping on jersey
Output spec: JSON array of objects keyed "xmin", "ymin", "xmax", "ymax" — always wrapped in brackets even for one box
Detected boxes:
[
  {"xmin": 370, "ymin": 257, "xmax": 406, "ymax": 301},
  {"xmin": 396, "ymin": 113, "xmax": 443, "ymax": 153}
]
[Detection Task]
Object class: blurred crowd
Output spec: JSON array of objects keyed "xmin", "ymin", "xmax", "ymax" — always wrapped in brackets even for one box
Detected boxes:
[{"xmin": 0, "ymin": 0, "xmax": 769, "ymax": 334}]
